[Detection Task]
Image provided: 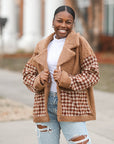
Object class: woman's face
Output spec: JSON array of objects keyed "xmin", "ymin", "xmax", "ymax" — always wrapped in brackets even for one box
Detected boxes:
[{"xmin": 53, "ymin": 11, "xmax": 74, "ymax": 39}]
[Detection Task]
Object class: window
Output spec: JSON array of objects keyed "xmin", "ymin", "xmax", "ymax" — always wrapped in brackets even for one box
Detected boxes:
[{"xmin": 104, "ymin": 0, "xmax": 114, "ymax": 36}]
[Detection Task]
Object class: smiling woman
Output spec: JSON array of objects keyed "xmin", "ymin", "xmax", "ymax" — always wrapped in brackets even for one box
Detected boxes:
[
  {"xmin": 23, "ymin": 5, "xmax": 100, "ymax": 144},
  {"xmin": 53, "ymin": 6, "xmax": 75, "ymax": 39}
]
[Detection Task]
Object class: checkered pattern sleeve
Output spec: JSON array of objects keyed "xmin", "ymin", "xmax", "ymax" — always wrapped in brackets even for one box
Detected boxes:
[
  {"xmin": 69, "ymin": 55, "xmax": 100, "ymax": 91},
  {"xmin": 23, "ymin": 63, "xmax": 38, "ymax": 93}
]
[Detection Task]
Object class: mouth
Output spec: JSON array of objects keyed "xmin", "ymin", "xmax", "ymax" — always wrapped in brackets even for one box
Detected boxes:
[{"xmin": 58, "ymin": 29, "xmax": 67, "ymax": 34}]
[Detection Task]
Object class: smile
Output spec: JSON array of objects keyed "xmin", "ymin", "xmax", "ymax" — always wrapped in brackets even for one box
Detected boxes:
[{"xmin": 58, "ymin": 29, "xmax": 67, "ymax": 33}]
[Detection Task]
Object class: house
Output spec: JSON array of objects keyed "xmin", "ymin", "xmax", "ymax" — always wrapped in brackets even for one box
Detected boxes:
[{"xmin": 0, "ymin": 0, "xmax": 113, "ymax": 54}]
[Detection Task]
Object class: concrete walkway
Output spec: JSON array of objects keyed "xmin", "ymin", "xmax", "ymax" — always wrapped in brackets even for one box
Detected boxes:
[{"xmin": 0, "ymin": 69, "xmax": 114, "ymax": 144}]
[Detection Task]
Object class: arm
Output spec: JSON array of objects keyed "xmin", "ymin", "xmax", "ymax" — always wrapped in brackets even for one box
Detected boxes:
[
  {"xmin": 58, "ymin": 36, "xmax": 100, "ymax": 91},
  {"xmin": 69, "ymin": 55, "xmax": 99, "ymax": 91},
  {"xmin": 22, "ymin": 47, "xmax": 45, "ymax": 93}
]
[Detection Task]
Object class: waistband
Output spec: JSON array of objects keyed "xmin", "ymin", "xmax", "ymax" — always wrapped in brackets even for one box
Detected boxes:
[{"xmin": 49, "ymin": 91, "xmax": 57, "ymax": 97}]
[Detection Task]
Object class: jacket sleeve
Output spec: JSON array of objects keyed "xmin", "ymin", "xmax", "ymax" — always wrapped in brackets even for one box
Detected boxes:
[
  {"xmin": 69, "ymin": 55, "xmax": 100, "ymax": 91},
  {"xmin": 58, "ymin": 35, "xmax": 100, "ymax": 91},
  {"xmin": 22, "ymin": 46, "xmax": 45, "ymax": 93}
]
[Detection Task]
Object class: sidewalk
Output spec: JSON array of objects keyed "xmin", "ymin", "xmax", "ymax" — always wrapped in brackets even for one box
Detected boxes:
[{"xmin": 0, "ymin": 69, "xmax": 114, "ymax": 144}]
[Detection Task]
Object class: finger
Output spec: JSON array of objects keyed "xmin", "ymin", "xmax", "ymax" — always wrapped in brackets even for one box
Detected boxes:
[
  {"xmin": 54, "ymin": 70, "xmax": 59, "ymax": 74},
  {"xmin": 41, "ymin": 71, "xmax": 49, "ymax": 77},
  {"xmin": 53, "ymin": 75, "xmax": 56, "ymax": 80},
  {"xmin": 44, "ymin": 73, "xmax": 49, "ymax": 76},
  {"xmin": 53, "ymin": 72, "xmax": 56, "ymax": 75},
  {"xmin": 43, "ymin": 75, "xmax": 48, "ymax": 79},
  {"xmin": 40, "ymin": 79, "xmax": 45, "ymax": 85},
  {"xmin": 53, "ymin": 72, "xmax": 58, "ymax": 77},
  {"xmin": 40, "ymin": 74, "xmax": 48, "ymax": 81},
  {"xmin": 44, "ymin": 69, "xmax": 49, "ymax": 73},
  {"xmin": 54, "ymin": 67, "xmax": 59, "ymax": 71},
  {"xmin": 53, "ymin": 75, "xmax": 58, "ymax": 80},
  {"xmin": 53, "ymin": 77, "xmax": 57, "ymax": 81}
]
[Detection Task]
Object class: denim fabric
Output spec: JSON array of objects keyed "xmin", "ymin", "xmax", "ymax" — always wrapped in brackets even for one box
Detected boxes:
[{"xmin": 36, "ymin": 91, "xmax": 91, "ymax": 144}]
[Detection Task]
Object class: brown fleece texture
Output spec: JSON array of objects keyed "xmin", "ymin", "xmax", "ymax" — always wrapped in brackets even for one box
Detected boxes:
[{"xmin": 23, "ymin": 31, "xmax": 100, "ymax": 123}]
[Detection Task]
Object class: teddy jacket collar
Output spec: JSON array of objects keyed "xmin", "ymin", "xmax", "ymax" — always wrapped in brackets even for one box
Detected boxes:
[{"xmin": 33, "ymin": 31, "xmax": 80, "ymax": 69}]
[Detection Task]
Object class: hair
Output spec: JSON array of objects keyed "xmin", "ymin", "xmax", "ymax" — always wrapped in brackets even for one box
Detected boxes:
[{"xmin": 54, "ymin": 5, "xmax": 75, "ymax": 20}]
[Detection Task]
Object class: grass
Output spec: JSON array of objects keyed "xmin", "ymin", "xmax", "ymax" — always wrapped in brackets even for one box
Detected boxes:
[
  {"xmin": 0, "ymin": 57, "xmax": 114, "ymax": 93},
  {"xmin": 0, "ymin": 96, "xmax": 4, "ymax": 99},
  {"xmin": 0, "ymin": 57, "xmax": 29, "ymax": 72}
]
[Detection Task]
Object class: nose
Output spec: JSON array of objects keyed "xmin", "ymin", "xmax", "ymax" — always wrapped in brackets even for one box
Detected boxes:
[{"xmin": 61, "ymin": 21, "xmax": 66, "ymax": 28}]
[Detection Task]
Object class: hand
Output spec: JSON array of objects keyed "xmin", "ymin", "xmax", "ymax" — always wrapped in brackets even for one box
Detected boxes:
[
  {"xmin": 39, "ymin": 69, "xmax": 50, "ymax": 85},
  {"xmin": 53, "ymin": 66, "xmax": 62, "ymax": 83}
]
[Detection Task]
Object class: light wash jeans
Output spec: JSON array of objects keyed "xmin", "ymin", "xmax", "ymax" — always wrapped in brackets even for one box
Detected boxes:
[{"xmin": 36, "ymin": 91, "xmax": 91, "ymax": 144}]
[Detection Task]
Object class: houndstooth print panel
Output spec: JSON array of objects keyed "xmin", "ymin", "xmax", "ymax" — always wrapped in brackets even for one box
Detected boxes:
[
  {"xmin": 60, "ymin": 89, "xmax": 91, "ymax": 116},
  {"xmin": 33, "ymin": 91, "xmax": 46, "ymax": 116},
  {"xmin": 70, "ymin": 55, "xmax": 99, "ymax": 91},
  {"xmin": 23, "ymin": 63, "xmax": 38, "ymax": 92}
]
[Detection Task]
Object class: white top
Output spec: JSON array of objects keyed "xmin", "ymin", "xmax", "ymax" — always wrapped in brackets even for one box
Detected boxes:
[{"xmin": 47, "ymin": 35, "xmax": 66, "ymax": 92}]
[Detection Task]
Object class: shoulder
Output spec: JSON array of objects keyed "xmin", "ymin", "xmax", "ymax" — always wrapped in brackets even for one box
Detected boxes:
[
  {"xmin": 78, "ymin": 34, "xmax": 93, "ymax": 52},
  {"xmin": 67, "ymin": 31, "xmax": 91, "ymax": 48},
  {"xmin": 78, "ymin": 34, "xmax": 95, "ymax": 61},
  {"xmin": 34, "ymin": 33, "xmax": 55, "ymax": 53},
  {"xmin": 69, "ymin": 31, "xmax": 80, "ymax": 39},
  {"xmin": 34, "ymin": 39, "xmax": 46, "ymax": 52},
  {"xmin": 78, "ymin": 34, "xmax": 89, "ymax": 45}
]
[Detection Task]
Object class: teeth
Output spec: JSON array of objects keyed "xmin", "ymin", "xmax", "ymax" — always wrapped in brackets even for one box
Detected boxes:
[{"xmin": 59, "ymin": 30, "xmax": 66, "ymax": 33}]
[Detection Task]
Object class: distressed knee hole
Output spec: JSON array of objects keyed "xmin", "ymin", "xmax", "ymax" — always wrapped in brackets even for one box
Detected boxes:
[
  {"xmin": 37, "ymin": 124, "xmax": 52, "ymax": 132},
  {"xmin": 69, "ymin": 135, "xmax": 89, "ymax": 144},
  {"xmin": 37, "ymin": 125, "xmax": 47, "ymax": 129}
]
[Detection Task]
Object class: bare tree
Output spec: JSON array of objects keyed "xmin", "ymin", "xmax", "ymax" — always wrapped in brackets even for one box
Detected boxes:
[{"xmin": 71, "ymin": 0, "xmax": 103, "ymax": 51}]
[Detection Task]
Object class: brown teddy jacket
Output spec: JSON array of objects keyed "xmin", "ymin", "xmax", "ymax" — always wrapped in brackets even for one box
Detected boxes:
[{"xmin": 23, "ymin": 31, "xmax": 100, "ymax": 123}]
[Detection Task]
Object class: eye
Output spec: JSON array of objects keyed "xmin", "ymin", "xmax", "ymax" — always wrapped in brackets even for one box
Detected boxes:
[
  {"xmin": 66, "ymin": 21, "xmax": 72, "ymax": 25},
  {"xmin": 57, "ymin": 19, "xmax": 63, "ymax": 23}
]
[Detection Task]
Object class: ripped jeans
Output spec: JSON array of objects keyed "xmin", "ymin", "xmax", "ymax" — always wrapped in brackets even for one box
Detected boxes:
[{"xmin": 36, "ymin": 91, "xmax": 91, "ymax": 144}]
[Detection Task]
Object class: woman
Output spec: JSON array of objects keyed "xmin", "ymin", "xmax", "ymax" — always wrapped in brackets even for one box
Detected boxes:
[{"xmin": 23, "ymin": 5, "xmax": 100, "ymax": 144}]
